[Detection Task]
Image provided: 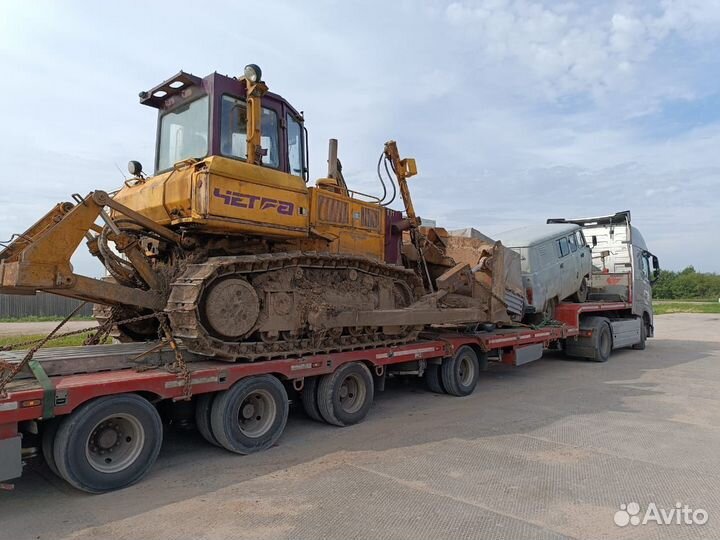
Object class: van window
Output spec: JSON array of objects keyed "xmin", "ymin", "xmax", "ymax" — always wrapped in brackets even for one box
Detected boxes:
[
  {"xmin": 557, "ymin": 237, "xmax": 570, "ymax": 257},
  {"xmin": 568, "ymin": 234, "xmax": 578, "ymax": 252},
  {"xmin": 576, "ymin": 231, "xmax": 586, "ymax": 247}
]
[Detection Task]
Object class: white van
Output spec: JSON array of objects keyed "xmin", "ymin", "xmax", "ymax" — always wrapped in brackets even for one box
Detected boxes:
[{"xmin": 496, "ymin": 223, "xmax": 592, "ymax": 320}]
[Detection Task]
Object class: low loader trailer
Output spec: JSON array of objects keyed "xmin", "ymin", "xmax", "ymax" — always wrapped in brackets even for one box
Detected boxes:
[{"xmin": 0, "ymin": 300, "xmax": 645, "ymax": 493}]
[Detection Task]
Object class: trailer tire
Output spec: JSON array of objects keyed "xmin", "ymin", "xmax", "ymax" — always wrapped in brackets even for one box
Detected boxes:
[
  {"xmin": 631, "ymin": 320, "xmax": 647, "ymax": 350},
  {"xmin": 441, "ymin": 346, "xmax": 480, "ymax": 396},
  {"xmin": 210, "ymin": 375, "xmax": 288, "ymax": 454},
  {"xmin": 41, "ymin": 418, "xmax": 61, "ymax": 477},
  {"xmin": 317, "ymin": 362, "xmax": 374, "ymax": 427},
  {"xmin": 425, "ymin": 364, "xmax": 445, "ymax": 394},
  {"xmin": 53, "ymin": 394, "xmax": 163, "ymax": 493},
  {"xmin": 195, "ymin": 393, "xmax": 221, "ymax": 447},
  {"xmin": 301, "ymin": 377, "xmax": 324, "ymax": 422},
  {"xmin": 571, "ymin": 277, "xmax": 589, "ymax": 303},
  {"xmin": 592, "ymin": 320, "xmax": 613, "ymax": 362}
]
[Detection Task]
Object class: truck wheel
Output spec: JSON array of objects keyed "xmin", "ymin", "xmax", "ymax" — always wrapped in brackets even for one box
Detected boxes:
[
  {"xmin": 425, "ymin": 363, "xmax": 445, "ymax": 394},
  {"xmin": 210, "ymin": 375, "xmax": 288, "ymax": 454},
  {"xmin": 53, "ymin": 394, "xmax": 163, "ymax": 493},
  {"xmin": 592, "ymin": 321, "xmax": 612, "ymax": 362},
  {"xmin": 41, "ymin": 418, "xmax": 61, "ymax": 477},
  {"xmin": 441, "ymin": 346, "xmax": 480, "ymax": 396},
  {"xmin": 571, "ymin": 277, "xmax": 589, "ymax": 303},
  {"xmin": 195, "ymin": 393, "xmax": 221, "ymax": 447},
  {"xmin": 317, "ymin": 362, "xmax": 374, "ymax": 427},
  {"xmin": 631, "ymin": 320, "xmax": 647, "ymax": 350},
  {"xmin": 301, "ymin": 377, "xmax": 324, "ymax": 422}
]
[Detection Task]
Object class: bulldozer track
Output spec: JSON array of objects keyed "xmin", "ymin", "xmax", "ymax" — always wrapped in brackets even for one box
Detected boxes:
[{"xmin": 165, "ymin": 251, "xmax": 424, "ymax": 361}]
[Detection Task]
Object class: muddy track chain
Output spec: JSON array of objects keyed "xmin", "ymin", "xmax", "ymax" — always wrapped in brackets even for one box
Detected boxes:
[{"xmin": 165, "ymin": 251, "xmax": 424, "ymax": 361}]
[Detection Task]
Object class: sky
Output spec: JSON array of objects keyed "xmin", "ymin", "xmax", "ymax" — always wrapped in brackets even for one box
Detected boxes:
[{"xmin": 0, "ymin": 0, "xmax": 718, "ymax": 275}]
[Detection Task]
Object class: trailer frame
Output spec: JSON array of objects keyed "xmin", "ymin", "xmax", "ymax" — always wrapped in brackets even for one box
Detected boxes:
[{"xmin": 0, "ymin": 300, "xmax": 639, "ymax": 491}]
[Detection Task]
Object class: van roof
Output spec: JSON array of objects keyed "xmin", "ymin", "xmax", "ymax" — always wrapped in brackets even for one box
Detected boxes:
[{"xmin": 496, "ymin": 223, "xmax": 581, "ymax": 247}]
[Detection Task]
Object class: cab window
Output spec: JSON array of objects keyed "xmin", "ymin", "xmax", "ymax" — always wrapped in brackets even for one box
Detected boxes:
[
  {"xmin": 286, "ymin": 113, "xmax": 303, "ymax": 177},
  {"xmin": 568, "ymin": 234, "xmax": 578, "ymax": 252},
  {"xmin": 157, "ymin": 95, "xmax": 209, "ymax": 171},
  {"xmin": 557, "ymin": 237, "xmax": 570, "ymax": 257},
  {"xmin": 220, "ymin": 95, "xmax": 280, "ymax": 168},
  {"xmin": 640, "ymin": 254, "xmax": 650, "ymax": 279}
]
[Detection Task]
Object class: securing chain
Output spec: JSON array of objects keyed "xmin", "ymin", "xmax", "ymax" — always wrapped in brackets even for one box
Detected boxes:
[
  {"xmin": 0, "ymin": 303, "xmax": 87, "ymax": 397},
  {"xmin": 0, "ymin": 310, "xmax": 166, "ymax": 398},
  {"xmin": 157, "ymin": 314, "xmax": 192, "ymax": 401}
]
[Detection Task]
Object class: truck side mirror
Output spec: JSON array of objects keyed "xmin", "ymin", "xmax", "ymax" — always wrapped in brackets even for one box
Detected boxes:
[
  {"xmin": 591, "ymin": 235, "xmax": 597, "ymax": 247},
  {"xmin": 651, "ymin": 255, "xmax": 660, "ymax": 282}
]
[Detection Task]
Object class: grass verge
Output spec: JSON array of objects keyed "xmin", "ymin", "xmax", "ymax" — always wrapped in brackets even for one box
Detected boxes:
[
  {"xmin": 0, "ymin": 315, "xmax": 95, "ymax": 323},
  {"xmin": 653, "ymin": 301, "xmax": 720, "ymax": 315},
  {"xmin": 0, "ymin": 333, "xmax": 108, "ymax": 349}
]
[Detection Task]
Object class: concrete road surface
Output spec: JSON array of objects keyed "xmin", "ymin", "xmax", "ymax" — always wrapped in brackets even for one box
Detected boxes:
[{"xmin": 2, "ymin": 313, "xmax": 719, "ymax": 540}]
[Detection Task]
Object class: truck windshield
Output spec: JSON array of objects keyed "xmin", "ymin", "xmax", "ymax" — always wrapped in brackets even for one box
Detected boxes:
[{"xmin": 157, "ymin": 95, "xmax": 209, "ymax": 171}]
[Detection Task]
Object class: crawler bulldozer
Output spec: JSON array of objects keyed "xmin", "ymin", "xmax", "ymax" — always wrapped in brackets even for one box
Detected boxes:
[{"xmin": 0, "ymin": 65, "xmax": 524, "ymax": 360}]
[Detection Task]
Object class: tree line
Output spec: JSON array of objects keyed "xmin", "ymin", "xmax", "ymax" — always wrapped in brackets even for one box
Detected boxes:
[{"xmin": 653, "ymin": 266, "xmax": 720, "ymax": 300}]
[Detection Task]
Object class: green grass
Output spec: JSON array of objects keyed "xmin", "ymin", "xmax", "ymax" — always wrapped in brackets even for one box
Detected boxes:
[
  {"xmin": 0, "ymin": 315, "xmax": 95, "ymax": 323},
  {"xmin": 0, "ymin": 332, "xmax": 108, "ymax": 349},
  {"xmin": 653, "ymin": 301, "xmax": 720, "ymax": 315}
]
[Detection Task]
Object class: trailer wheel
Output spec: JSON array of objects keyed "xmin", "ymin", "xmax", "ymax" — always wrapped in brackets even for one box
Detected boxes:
[
  {"xmin": 210, "ymin": 375, "xmax": 288, "ymax": 454},
  {"xmin": 195, "ymin": 393, "xmax": 221, "ymax": 447},
  {"xmin": 317, "ymin": 362, "xmax": 374, "ymax": 426},
  {"xmin": 441, "ymin": 346, "xmax": 480, "ymax": 396},
  {"xmin": 425, "ymin": 364, "xmax": 445, "ymax": 394},
  {"xmin": 41, "ymin": 418, "xmax": 61, "ymax": 477},
  {"xmin": 301, "ymin": 377, "xmax": 324, "ymax": 422},
  {"xmin": 592, "ymin": 320, "xmax": 612, "ymax": 362},
  {"xmin": 52, "ymin": 394, "xmax": 163, "ymax": 493}
]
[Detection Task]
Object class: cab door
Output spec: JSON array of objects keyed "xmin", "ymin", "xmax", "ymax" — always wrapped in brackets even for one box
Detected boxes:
[
  {"xmin": 576, "ymin": 230, "xmax": 592, "ymax": 278},
  {"xmin": 632, "ymin": 246, "xmax": 655, "ymax": 333}
]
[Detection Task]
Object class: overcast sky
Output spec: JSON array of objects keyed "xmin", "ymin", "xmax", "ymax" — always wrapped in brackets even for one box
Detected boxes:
[{"xmin": 1, "ymin": 0, "xmax": 718, "ymax": 275}]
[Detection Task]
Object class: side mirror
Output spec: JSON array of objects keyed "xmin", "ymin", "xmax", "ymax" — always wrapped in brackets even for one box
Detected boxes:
[
  {"xmin": 591, "ymin": 235, "xmax": 598, "ymax": 247},
  {"xmin": 650, "ymin": 254, "xmax": 660, "ymax": 283}
]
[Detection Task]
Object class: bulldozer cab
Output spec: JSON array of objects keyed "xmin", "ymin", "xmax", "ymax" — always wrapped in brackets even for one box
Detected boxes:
[{"xmin": 140, "ymin": 70, "xmax": 307, "ymax": 180}]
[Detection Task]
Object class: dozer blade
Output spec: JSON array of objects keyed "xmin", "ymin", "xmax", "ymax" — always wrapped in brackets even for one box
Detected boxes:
[{"xmin": 0, "ymin": 194, "xmax": 163, "ymax": 310}]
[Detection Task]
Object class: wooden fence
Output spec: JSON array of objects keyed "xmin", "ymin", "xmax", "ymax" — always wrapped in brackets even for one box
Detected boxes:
[{"xmin": 0, "ymin": 293, "xmax": 93, "ymax": 319}]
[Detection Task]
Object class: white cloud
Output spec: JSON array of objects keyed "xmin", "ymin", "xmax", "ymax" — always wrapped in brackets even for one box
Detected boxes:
[{"xmin": 0, "ymin": 0, "xmax": 718, "ymax": 274}]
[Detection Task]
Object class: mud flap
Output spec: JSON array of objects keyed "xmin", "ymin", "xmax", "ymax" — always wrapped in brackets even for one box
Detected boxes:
[{"xmin": 0, "ymin": 435, "xmax": 22, "ymax": 482}]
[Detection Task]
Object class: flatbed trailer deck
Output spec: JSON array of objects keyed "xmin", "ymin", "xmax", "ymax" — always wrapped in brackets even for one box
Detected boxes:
[{"xmin": 0, "ymin": 301, "xmax": 642, "ymax": 493}]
